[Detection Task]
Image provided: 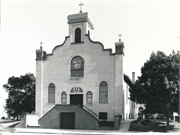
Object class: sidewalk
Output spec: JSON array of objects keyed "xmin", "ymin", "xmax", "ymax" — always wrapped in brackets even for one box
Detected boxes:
[
  {"xmin": 14, "ymin": 128, "xmax": 138, "ymax": 135},
  {"xmin": 2, "ymin": 120, "xmax": 179, "ymax": 134},
  {"xmin": 119, "ymin": 119, "xmax": 134, "ymax": 132},
  {"xmin": 13, "ymin": 120, "xmax": 133, "ymax": 134}
]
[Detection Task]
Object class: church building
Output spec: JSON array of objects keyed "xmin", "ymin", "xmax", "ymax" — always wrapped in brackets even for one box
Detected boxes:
[{"xmin": 35, "ymin": 7, "xmax": 136, "ymax": 130}]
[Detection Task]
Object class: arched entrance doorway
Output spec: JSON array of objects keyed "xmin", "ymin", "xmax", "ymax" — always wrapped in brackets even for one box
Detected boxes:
[{"xmin": 70, "ymin": 87, "xmax": 83, "ymax": 107}]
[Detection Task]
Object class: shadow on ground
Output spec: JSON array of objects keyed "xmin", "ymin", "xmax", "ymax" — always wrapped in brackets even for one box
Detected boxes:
[{"xmin": 0, "ymin": 124, "xmax": 17, "ymax": 133}]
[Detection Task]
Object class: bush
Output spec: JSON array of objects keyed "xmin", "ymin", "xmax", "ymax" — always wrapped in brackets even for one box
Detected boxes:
[
  {"xmin": 129, "ymin": 120, "xmax": 168, "ymax": 132},
  {"xmin": 140, "ymin": 120, "xmax": 152, "ymax": 126},
  {"xmin": 129, "ymin": 120, "xmax": 151, "ymax": 131},
  {"xmin": 132, "ymin": 120, "xmax": 138, "ymax": 124},
  {"xmin": 145, "ymin": 114, "xmax": 154, "ymax": 120},
  {"xmin": 156, "ymin": 114, "xmax": 165, "ymax": 120},
  {"xmin": 154, "ymin": 126, "xmax": 167, "ymax": 132}
]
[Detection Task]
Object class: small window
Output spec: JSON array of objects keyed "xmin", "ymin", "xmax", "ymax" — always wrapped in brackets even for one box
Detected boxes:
[
  {"xmin": 71, "ymin": 56, "xmax": 84, "ymax": 77},
  {"xmin": 48, "ymin": 83, "xmax": 55, "ymax": 103},
  {"xmin": 86, "ymin": 91, "xmax": 92, "ymax": 104},
  {"xmin": 75, "ymin": 28, "xmax": 81, "ymax": 43},
  {"xmin": 99, "ymin": 112, "xmax": 107, "ymax": 120},
  {"xmin": 61, "ymin": 91, "xmax": 67, "ymax": 104},
  {"xmin": 99, "ymin": 81, "xmax": 108, "ymax": 103}
]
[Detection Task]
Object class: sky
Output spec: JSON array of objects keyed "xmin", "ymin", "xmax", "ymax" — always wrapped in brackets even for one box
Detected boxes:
[{"xmin": 1, "ymin": 0, "xmax": 179, "ymax": 98}]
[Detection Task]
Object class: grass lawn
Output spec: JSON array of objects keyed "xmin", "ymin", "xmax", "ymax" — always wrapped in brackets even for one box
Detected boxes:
[{"xmin": 129, "ymin": 119, "xmax": 180, "ymax": 132}]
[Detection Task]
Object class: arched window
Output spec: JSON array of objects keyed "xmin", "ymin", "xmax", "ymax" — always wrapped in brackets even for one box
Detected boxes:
[
  {"xmin": 99, "ymin": 81, "xmax": 108, "ymax": 103},
  {"xmin": 75, "ymin": 28, "xmax": 81, "ymax": 43},
  {"xmin": 61, "ymin": 91, "xmax": 67, "ymax": 104},
  {"xmin": 71, "ymin": 56, "xmax": 84, "ymax": 77},
  {"xmin": 86, "ymin": 91, "xmax": 92, "ymax": 104},
  {"xmin": 48, "ymin": 83, "xmax": 55, "ymax": 103}
]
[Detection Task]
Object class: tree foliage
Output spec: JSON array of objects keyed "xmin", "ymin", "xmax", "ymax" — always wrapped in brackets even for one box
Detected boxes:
[
  {"xmin": 129, "ymin": 50, "xmax": 179, "ymax": 126},
  {"xmin": 3, "ymin": 73, "xmax": 35, "ymax": 119}
]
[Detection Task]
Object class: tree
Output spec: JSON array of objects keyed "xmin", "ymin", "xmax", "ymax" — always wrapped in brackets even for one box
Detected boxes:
[
  {"xmin": 129, "ymin": 50, "xmax": 179, "ymax": 127},
  {"xmin": 3, "ymin": 73, "xmax": 35, "ymax": 120}
]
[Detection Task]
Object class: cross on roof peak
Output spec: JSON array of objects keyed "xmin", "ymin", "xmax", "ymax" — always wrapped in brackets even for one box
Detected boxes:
[
  {"xmin": 79, "ymin": 2, "xmax": 84, "ymax": 13},
  {"xmin": 118, "ymin": 34, "xmax": 122, "ymax": 41},
  {"xmin": 40, "ymin": 41, "xmax": 43, "ymax": 49}
]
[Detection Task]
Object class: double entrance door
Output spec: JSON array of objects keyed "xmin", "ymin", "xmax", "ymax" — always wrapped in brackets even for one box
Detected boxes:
[{"xmin": 70, "ymin": 94, "xmax": 83, "ymax": 107}]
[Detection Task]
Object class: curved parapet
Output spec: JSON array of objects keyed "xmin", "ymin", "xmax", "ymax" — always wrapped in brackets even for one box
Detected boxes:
[
  {"xmin": 85, "ymin": 33, "xmax": 115, "ymax": 56},
  {"xmin": 46, "ymin": 36, "xmax": 70, "ymax": 57}
]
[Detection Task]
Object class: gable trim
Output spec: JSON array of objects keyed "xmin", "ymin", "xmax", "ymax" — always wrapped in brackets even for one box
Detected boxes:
[
  {"xmin": 85, "ymin": 34, "xmax": 115, "ymax": 56},
  {"xmin": 46, "ymin": 36, "xmax": 70, "ymax": 57}
]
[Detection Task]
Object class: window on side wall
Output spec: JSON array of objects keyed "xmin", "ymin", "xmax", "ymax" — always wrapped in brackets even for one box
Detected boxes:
[
  {"xmin": 61, "ymin": 91, "xmax": 67, "ymax": 104},
  {"xmin": 99, "ymin": 112, "xmax": 107, "ymax": 120},
  {"xmin": 86, "ymin": 91, "xmax": 92, "ymax": 104},
  {"xmin": 48, "ymin": 83, "xmax": 55, "ymax": 103},
  {"xmin": 99, "ymin": 81, "xmax": 108, "ymax": 103}
]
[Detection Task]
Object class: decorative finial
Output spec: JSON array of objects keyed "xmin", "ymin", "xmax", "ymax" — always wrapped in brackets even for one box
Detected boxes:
[
  {"xmin": 118, "ymin": 34, "xmax": 122, "ymax": 41},
  {"xmin": 40, "ymin": 42, "xmax": 43, "ymax": 49},
  {"xmin": 79, "ymin": 2, "xmax": 84, "ymax": 13}
]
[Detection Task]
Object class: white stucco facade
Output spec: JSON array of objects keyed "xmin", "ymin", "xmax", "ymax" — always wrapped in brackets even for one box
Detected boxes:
[{"xmin": 35, "ymin": 12, "xmax": 135, "ymax": 122}]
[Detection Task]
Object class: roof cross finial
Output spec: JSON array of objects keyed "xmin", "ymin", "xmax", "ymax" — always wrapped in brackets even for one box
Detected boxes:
[
  {"xmin": 40, "ymin": 41, "xmax": 43, "ymax": 49},
  {"xmin": 118, "ymin": 34, "xmax": 122, "ymax": 41},
  {"xmin": 79, "ymin": 2, "xmax": 84, "ymax": 13}
]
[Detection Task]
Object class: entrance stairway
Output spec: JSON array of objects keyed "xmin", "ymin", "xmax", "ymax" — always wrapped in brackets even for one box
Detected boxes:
[
  {"xmin": 82, "ymin": 106, "xmax": 113, "ymax": 130},
  {"xmin": 38, "ymin": 104, "xmax": 99, "ymax": 129},
  {"xmin": 82, "ymin": 105, "xmax": 99, "ymax": 120}
]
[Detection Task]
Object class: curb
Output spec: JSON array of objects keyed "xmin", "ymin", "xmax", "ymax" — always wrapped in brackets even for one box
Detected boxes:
[{"xmin": 13, "ymin": 128, "xmax": 134, "ymax": 135}]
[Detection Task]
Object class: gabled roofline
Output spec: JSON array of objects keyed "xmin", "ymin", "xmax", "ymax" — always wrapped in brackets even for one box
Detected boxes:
[
  {"xmin": 46, "ymin": 33, "xmax": 115, "ymax": 57},
  {"xmin": 85, "ymin": 33, "xmax": 115, "ymax": 56},
  {"xmin": 46, "ymin": 36, "xmax": 70, "ymax": 57}
]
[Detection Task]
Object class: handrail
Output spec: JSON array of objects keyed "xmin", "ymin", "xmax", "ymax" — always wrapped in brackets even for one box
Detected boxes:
[
  {"xmin": 83, "ymin": 105, "xmax": 99, "ymax": 118},
  {"xmin": 83, "ymin": 106, "xmax": 108, "ymax": 122}
]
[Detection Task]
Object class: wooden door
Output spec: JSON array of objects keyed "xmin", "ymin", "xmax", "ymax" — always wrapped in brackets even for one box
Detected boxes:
[
  {"xmin": 70, "ymin": 94, "xmax": 83, "ymax": 107},
  {"xmin": 60, "ymin": 112, "xmax": 75, "ymax": 129}
]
